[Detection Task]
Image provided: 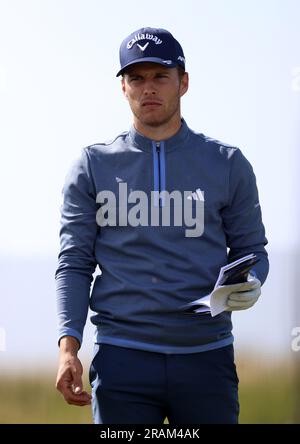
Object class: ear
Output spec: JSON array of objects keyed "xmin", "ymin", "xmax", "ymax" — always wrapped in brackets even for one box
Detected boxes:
[
  {"xmin": 179, "ymin": 72, "xmax": 189, "ymax": 98},
  {"xmin": 121, "ymin": 77, "xmax": 128, "ymax": 99}
]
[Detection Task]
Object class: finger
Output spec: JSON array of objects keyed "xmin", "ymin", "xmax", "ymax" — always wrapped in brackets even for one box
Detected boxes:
[
  {"xmin": 70, "ymin": 365, "xmax": 83, "ymax": 394},
  {"xmin": 229, "ymin": 289, "xmax": 260, "ymax": 302},
  {"xmin": 58, "ymin": 378, "xmax": 92, "ymax": 400},
  {"xmin": 71, "ymin": 389, "xmax": 92, "ymax": 400},
  {"xmin": 67, "ymin": 396, "xmax": 92, "ymax": 406},
  {"xmin": 228, "ymin": 294, "xmax": 257, "ymax": 303},
  {"xmin": 62, "ymin": 387, "xmax": 92, "ymax": 404},
  {"xmin": 227, "ymin": 299, "xmax": 255, "ymax": 309},
  {"xmin": 228, "ymin": 294, "xmax": 254, "ymax": 302},
  {"xmin": 66, "ymin": 398, "xmax": 91, "ymax": 407},
  {"xmin": 235, "ymin": 279, "xmax": 261, "ymax": 292},
  {"xmin": 226, "ymin": 306, "xmax": 249, "ymax": 311}
]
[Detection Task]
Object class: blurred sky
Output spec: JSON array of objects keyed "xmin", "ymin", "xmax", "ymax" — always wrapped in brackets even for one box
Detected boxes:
[{"xmin": 0, "ymin": 0, "xmax": 299, "ymax": 369}]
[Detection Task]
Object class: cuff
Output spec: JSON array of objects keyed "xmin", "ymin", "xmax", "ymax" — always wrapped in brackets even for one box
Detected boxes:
[{"xmin": 58, "ymin": 328, "xmax": 82, "ymax": 349}]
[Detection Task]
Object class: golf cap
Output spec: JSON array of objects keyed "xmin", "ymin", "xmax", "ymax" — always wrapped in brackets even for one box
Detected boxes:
[{"xmin": 116, "ymin": 27, "xmax": 186, "ymax": 77}]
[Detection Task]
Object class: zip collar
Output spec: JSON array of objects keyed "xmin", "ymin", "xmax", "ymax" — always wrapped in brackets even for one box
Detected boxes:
[{"xmin": 128, "ymin": 118, "xmax": 190, "ymax": 152}]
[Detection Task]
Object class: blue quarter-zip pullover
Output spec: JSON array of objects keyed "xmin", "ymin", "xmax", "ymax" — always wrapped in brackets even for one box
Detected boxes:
[{"xmin": 55, "ymin": 119, "xmax": 269, "ymax": 353}]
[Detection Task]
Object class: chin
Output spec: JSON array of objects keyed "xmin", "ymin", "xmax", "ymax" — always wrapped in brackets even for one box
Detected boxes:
[
  {"xmin": 139, "ymin": 113, "xmax": 171, "ymax": 128},
  {"xmin": 142, "ymin": 118, "xmax": 165, "ymax": 127}
]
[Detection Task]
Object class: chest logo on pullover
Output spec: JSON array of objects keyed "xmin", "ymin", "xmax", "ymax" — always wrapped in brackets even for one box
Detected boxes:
[
  {"xmin": 187, "ymin": 189, "xmax": 205, "ymax": 201},
  {"xmin": 95, "ymin": 182, "xmax": 205, "ymax": 238}
]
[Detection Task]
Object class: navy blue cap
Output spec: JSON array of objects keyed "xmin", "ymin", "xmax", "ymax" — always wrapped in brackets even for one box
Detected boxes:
[{"xmin": 116, "ymin": 27, "xmax": 185, "ymax": 77}]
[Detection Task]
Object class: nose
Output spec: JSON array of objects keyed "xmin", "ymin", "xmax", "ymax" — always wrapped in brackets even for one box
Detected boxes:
[{"xmin": 142, "ymin": 79, "xmax": 157, "ymax": 96}]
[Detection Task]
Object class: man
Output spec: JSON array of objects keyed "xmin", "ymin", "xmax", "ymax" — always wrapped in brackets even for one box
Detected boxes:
[{"xmin": 55, "ymin": 27, "xmax": 269, "ymax": 424}]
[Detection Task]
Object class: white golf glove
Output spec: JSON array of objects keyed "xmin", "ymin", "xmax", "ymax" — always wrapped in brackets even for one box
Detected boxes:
[{"xmin": 226, "ymin": 275, "xmax": 261, "ymax": 311}]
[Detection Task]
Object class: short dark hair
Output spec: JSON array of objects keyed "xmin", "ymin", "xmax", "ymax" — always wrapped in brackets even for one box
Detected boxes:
[{"xmin": 177, "ymin": 65, "xmax": 186, "ymax": 80}]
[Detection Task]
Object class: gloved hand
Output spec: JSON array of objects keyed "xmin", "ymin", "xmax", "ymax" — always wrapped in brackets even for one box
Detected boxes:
[{"xmin": 226, "ymin": 275, "xmax": 261, "ymax": 311}]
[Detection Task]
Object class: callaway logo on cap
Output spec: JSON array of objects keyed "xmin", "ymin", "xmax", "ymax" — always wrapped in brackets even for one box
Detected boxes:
[{"xmin": 116, "ymin": 27, "xmax": 186, "ymax": 77}]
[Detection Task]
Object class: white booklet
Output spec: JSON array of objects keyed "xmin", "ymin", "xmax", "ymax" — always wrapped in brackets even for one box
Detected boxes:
[{"xmin": 181, "ymin": 254, "xmax": 259, "ymax": 317}]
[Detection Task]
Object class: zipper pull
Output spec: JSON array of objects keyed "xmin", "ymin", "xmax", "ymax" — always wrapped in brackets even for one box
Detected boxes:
[{"xmin": 155, "ymin": 141, "xmax": 161, "ymax": 207}]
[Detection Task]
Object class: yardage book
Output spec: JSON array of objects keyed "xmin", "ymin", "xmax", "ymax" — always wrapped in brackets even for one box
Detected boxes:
[{"xmin": 181, "ymin": 253, "xmax": 260, "ymax": 317}]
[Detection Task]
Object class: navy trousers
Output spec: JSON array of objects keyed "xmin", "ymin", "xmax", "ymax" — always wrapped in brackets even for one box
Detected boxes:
[{"xmin": 89, "ymin": 343, "xmax": 239, "ymax": 424}]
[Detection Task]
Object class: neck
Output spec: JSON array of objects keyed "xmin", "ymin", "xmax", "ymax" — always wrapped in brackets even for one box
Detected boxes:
[{"xmin": 133, "ymin": 114, "xmax": 182, "ymax": 141}]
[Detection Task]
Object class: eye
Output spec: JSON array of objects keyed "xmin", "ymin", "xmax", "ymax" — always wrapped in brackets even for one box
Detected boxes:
[{"xmin": 130, "ymin": 76, "xmax": 143, "ymax": 82}]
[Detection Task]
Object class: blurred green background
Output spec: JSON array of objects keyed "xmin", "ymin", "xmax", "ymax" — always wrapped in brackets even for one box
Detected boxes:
[{"xmin": 0, "ymin": 353, "xmax": 298, "ymax": 424}]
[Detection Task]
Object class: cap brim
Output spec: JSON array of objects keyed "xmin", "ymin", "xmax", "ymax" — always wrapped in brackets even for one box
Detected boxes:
[{"xmin": 116, "ymin": 57, "xmax": 178, "ymax": 77}]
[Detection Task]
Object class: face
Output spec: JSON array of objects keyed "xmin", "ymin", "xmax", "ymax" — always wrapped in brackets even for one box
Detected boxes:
[{"xmin": 121, "ymin": 63, "xmax": 189, "ymax": 129}]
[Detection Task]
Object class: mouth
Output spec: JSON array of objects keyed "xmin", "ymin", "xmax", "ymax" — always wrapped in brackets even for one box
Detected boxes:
[{"xmin": 141, "ymin": 101, "xmax": 162, "ymax": 107}]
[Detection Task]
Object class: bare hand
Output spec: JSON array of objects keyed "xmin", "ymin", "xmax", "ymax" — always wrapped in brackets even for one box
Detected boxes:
[{"xmin": 56, "ymin": 354, "xmax": 92, "ymax": 406}]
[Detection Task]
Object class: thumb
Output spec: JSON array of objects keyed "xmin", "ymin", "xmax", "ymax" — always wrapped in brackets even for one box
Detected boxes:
[
  {"xmin": 235, "ymin": 277, "xmax": 261, "ymax": 292},
  {"xmin": 71, "ymin": 365, "xmax": 83, "ymax": 394}
]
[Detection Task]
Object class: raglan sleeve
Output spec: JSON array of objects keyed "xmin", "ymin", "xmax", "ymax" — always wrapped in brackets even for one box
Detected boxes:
[
  {"xmin": 55, "ymin": 147, "xmax": 98, "ymax": 348},
  {"xmin": 220, "ymin": 148, "xmax": 269, "ymax": 285}
]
